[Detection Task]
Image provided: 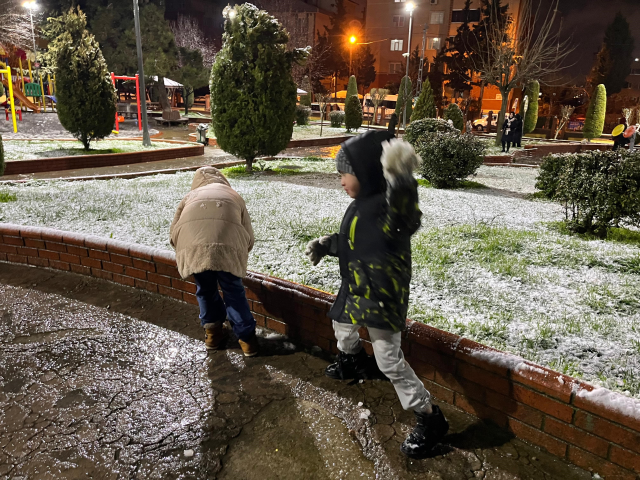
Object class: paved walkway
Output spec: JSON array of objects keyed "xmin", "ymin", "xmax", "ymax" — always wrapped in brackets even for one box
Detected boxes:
[{"xmin": 0, "ymin": 263, "xmax": 591, "ymax": 480}]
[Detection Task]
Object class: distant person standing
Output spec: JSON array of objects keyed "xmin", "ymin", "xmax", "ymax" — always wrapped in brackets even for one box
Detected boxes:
[
  {"xmin": 501, "ymin": 112, "xmax": 515, "ymax": 153},
  {"xmin": 512, "ymin": 113, "xmax": 523, "ymax": 148},
  {"xmin": 624, "ymin": 124, "xmax": 639, "ymax": 152}
]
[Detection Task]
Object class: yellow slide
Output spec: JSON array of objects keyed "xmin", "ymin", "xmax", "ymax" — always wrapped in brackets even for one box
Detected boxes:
[{"xmin": 1, "ymin": 77, "xmax": 40, "ymax": 113}]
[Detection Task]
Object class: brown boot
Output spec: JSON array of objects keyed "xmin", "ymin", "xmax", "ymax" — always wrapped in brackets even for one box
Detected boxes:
[
  {"xmin": 238, "ymin": 335, "xmax": 259, "ymax": 357},
  {"xmin": 204, "ymin": 323, "xmax": 226, "ymax": 350}
]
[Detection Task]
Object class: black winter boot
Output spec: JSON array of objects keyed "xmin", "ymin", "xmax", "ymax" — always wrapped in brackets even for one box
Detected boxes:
[
  {"xmin": 324, "ymin": 349, "xmax": 369, "ymax": 380},
  {"xmin": 400, "ymin": 405, "xmax": 449, "ymax": 459}
]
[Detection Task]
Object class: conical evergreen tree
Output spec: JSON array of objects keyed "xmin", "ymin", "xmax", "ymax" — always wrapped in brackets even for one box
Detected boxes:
[
  {"xmin": 210, "ymin": 4, "xmax": 307, "ymax": 172},
  {"xmin": 346, "ymin": 75, "xmax": 358, "ymax": 100},
  {"xmin": 411, "ymin": 80, "xmax": 437, "ymax": 121},
  {"xmin": 54, "ymin": 8, "xmax": 116, "ymax": 150},
  {"xmin": 523, "ymin": 80, "xmax": 539, "ymax": 134},
  {"xmin": 444, "ymin": 103, "xmax": 464, "ymax": 130},
  {"xmin": 602, "ymin": 13, "xmax": 635, "ymax": 95},
  {"xmin": 583, "ymin": 84, "xmax": 607, "ymax": 141},
  {"xmin": 395, "ymin": 76, "xmax": 413, "ymax": 125},
  {"xmin": 345, "ymin": 95, "xmax": 363, "ymax": 132}
]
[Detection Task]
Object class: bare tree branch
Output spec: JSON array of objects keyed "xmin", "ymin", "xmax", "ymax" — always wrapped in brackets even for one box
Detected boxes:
[
  {"xmin": 170, "ymin": 14, "xmax": 217, "ymax": 69},
  {"xmin": 0, "ymin": 0, "xmax": 37, "ymax": 51}
]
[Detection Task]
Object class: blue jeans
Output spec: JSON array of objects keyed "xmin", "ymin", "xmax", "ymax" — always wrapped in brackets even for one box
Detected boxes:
[{"xmin": 192, "ymin": 270, "xmax": 256, "ymax": 342}]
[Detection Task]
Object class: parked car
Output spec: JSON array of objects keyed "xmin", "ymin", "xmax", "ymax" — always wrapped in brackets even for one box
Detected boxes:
[{"xmin": 473, "ymin": 113, "xmax": 498, "ymax": 132}]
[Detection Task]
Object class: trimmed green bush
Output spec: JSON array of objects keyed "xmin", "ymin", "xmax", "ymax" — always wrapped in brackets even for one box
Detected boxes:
[
  {"xmin": 404, "ymin": 118, "xmax": 459, "ymax": 147},
  {"xmin": 583, "ymin": 84, "xmax": 607, "ymax": 141},
  {"xmin": 330, "ymin": 110, "xmax": 345, "ymax": 128},
  {"xmin": 416, "ymin": 132, "xmax": 486, "ymax": 188},
  {"xmin": 54, "ymin": 8, "xmax": 116, "ymax": 150},
  {"xmin": 346, "ymin": 75, "xmax": 358, "ymax": 100},
  {"xmin": 539, "ymin": 150, "xmax": 640, "ymax": 236},
  {"xmin": 535, "ymin": 154, "xmax": 566, "ymax": 199},
  {"xmin": 344, "ymin": 95, "xmax": 362, "ymax": 132},
  {"xmin": 523, "ymin": 80, "xmax": 539, "ymax": 134},
  {"xmin": 295, "ymin": 104, "xmax": 311, "ymax": 125},
  {"xmin": 395, "ymin": 76, "xmax": 413, "ymax": 125},
  {"xmin": 210, "ymin": 4, "xmax": 307, "ymax": 172},
  {"xmin": 444, "ymin": 103, "xmax": 464, "ymax": 131},
  {"xmin": 0, "ymin": 133, "xmax": 4, "ymax": 177},
  {"xmin": 300, "ymin": 94, "xmax": 312, "ymax": 107},
  {"xmin": 412, "ymin": 80, "xmax": 436, "ymax": 121}
]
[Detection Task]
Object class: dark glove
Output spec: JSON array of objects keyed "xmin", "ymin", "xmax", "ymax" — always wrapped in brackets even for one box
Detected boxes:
[{"xmin": 305, "ymin": 235, "xmax": 333, "ymax": 266}]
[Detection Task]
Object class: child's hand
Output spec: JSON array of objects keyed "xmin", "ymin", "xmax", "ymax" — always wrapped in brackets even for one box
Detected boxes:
[
  {"xmin": 305, "ymin": 235, "xmax": 332, "ymax": 265},
  {"xmin": 381, "ymin": 138, "xmax": 420, "ymax": 186}
]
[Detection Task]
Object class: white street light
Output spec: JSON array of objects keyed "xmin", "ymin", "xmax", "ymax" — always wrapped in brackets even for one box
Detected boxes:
[
  {"xmin": 22, "ymin": 1, "xmax": 38, "ymax": 67},
  {"xmin": 403, "ymin": 2, "xmax": 415, "ymax": 130}
]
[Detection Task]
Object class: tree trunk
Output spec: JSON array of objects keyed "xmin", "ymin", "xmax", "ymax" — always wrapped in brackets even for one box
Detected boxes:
[
  {"xmin": 155, "ymin": 77, "xmax": 171, "ymax": 112},
  {"xmin": 495, "ymin": 92, "xmax": 510, "ymax": 147},
  {"xmin": 478, "ymin": 81, "xmax": 485, "ymax": 118},
  {"xmin": 245, "ymin": 157, "xmax": 254, "ymax": 173}
]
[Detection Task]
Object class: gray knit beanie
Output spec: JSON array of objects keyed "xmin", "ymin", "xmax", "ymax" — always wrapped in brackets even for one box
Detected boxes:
[{"xmin": 335, "ymin": 149, "xmax": 354, "ymax": 175}]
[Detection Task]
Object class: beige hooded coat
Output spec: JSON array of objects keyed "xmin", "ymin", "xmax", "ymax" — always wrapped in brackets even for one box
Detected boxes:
[{"xmin": 170, "ymin": 167, "xmax": 254, "ymax": 279}]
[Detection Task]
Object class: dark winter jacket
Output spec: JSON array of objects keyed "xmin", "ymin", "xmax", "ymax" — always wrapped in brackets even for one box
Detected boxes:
[
  {"xmin": 512, "ymin": 114, "xmax": 523, "ymax": 143},
  {"xmin": 502, "ymin": 116, "xmax": 514, "ymax": 142},
  {"xmin": 326, "ymin": 131, "xmax": 422, "ymax": 332}
]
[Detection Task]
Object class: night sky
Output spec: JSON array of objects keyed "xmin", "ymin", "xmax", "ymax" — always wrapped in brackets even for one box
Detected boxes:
[{"xmin": 542, "ymin": 0, "xmax": 640, "ymax": 82}]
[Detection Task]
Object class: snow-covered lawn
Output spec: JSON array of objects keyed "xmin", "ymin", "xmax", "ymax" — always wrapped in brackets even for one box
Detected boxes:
[
  {"xmin": 3, "ymin": 140, "xmax": 184, "ymax": 162},
  {"xmin": 207, "ymin": 125, "xmax": 357, "ymax": 141},
  {"xmin": 1, "ymin": 160, "xmax": 639, "ymax": 398}
]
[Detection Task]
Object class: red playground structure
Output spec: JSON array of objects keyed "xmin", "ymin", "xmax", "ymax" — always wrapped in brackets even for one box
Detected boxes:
[{"xmin": 110, "ymin": 73, "xmax": 142, "ymax": 132}]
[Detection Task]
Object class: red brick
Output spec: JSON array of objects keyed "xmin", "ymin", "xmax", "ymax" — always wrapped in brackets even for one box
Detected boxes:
[
  {"xmin": 511, "ymin": 384, "xmax": 574, "ymax": 423},
  {"xmin": 92, "ymin": 269, "xmax": 113, "ymax": 281},
  {"xmin": 124, "ymin": 267, "xmax": 147, "ymax": 280},
  {"xmin": 573, "ymin": 386, "xmax": 640, "ymax": 434},
  {"xmin": 129, "ymin": 246, "xmax": 154, "ymax": 261},
  {"xmin": 0, "ymin": 253, "xmax": 6, "ymax": 261},
  {"xmin": 611, "ymin": 446, "xmax": 640, "ymax": 473},
  {"xmin": 183, "ymin": 292, "xmax": 198, "ymax": 305},
  {"xmin": 454, "ymin": 393, "xmax": 509, "ymax": 428},
  {"xmin": 156, "ymin": 263, "xmax": 179, "ymax": 277},
  {"xmin": 573, "ymin": 411, "xmax": 640, "ymax": 454},
  {"xmin": 81, "ymin": 257, "xmax": 102, "ymax": 269},
  {"xmin": 568, "ymin": 446, "xmax": 636, "ymax": 480},
  {"xmin": 0, "ymin": 225, "xmax": 20, "ymax": 236},
  {"xmin": 454, "ymin": 339, "xmax": 511, "ymax": 377},
  {"xmin": 39, "ymin": 250, "xmax": 60, "ymax": 261},
  {"xmin": 410, "ymin": 343, "xmax": 457, "ymax": 374},
  {"xmin": 41, "ymin": 231, "xmax": 63, "ymax": 242},
  {"xmin": 102, "ymin": 262, "xmax": 124, "ymax": 274},
  {"xmin": 171, "ymin": 278, "xmax": 196, "ymax": 294},
  {"xmin": 112, "ymin": 273, "xmax": 135, "ymax": 287},
  {"xmin": 49, "ymin": 260, "xmax": 70, "ymax": 271},
  {"xmin": 27, "ymin": 256, "xmax": 49, "ymax": 267},
  {"xmin": 421, "ymin": 377, "xmax": 455, "ymax": 404},
  {"xmin": 315, "ymin": 321, "xmax": 335, "ymax": 340},
  {"xmin": 543, "ymin": 417, "xmax": 609, "ymax": 458},
  {"xmin": 106, "ymin": 242, "xmax": 130, "ymax": 256},
  {"xmin": 245, "ymin": 286, "xmax": 262, "ymax": 302},
  {"xmin": 509, "ymin": 418, "xmax": 568, "ymax": 458},
  {"xmin": 158, "ymin": 285, "xmax": 183, "ymax": 301},
  {"xmin": 59, "ymin": 253, "xmax": 81, "ymax": 265},
  {"xmin": 409, "ymin": 358, "xmax": 436, "ymax": 381},
  {"xmin": 0, "ymin": 244, "xmax": 17, "ymax": 254},
  {"xmin": 147, "ymin": 273, "xmax": 172, "ymax": 287},
  {"xmin": 153, "ymin": 251, "xmax": 176, "ymax": 266},
  {"xmin": 457, "ymin": 361, "xmax": 511, "ymax": 396},
  {"xmin": 88, "ymin": 249, "xmax": 110, "ymax": 261},
  {"xmin": 486, "ymin": 390, "xmax": 545, "ymax": 428},
  {"xmin": 109, "ymin": 253, "xmax": 133, "ymax": 266},
  {"xmin": 253, "ymin": 313, "xmax": 266, "ymax": 327},
  {"xmin": 70, "ymin": 264, "xmax": 91, "ymax": 275},
  {"xmin": 2, "ymin": 235, "xmax": 24, "ymax": 246},
  {"xmin": 61, "ymin": 233, "xmax": 86, "ymax": 246},
  {"xmin": 266, "ymin": 318, "xmax": 288, "ymax": 335},
  {"xmin": 85, "ymin": 237, "xmax": 107, "ymax": 250},
  {"xmin": 24, "ymin": 239, "xmax": 45, "ymax": 249},
  {"xmin": 511, "ymin": 363, "xmax": 574, "ymax": 403},
  {"xmin": 132, "ymin": 258, "xmax": 155, "ymax": 272},
  {"xmin": 134, "ymin": 279, "xmax": 158, "ymax": 293},
  {"xmin": 66, "ymin": 245, "xmax": 88, "ymax": 257},
  {"xmin": 16, "ymin": 246, "xmax": 38, "ymax": 257},
  {"xmin": 315, "ymin": 336, "xmax": 331, "ymax": 352},
  {"xmin": 7, "ymin": 254, "xmax": 27, "ymax": 264},
  {"xmin": 44, "ymin": 242, "xmax": 67, "ymax": 253}
]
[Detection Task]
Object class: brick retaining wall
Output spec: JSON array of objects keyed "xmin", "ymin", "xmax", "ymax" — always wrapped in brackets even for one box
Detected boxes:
[
  {"xmin": 520, "ymin": 143, "xmax": 612, "ymax": 162},
  {"xmin": 1, "ymin": 223, "xmax": 639, "ymax": 480},
  {"xmin": 3, "ymin": 141, "xmax": 204, "ymax": 175}
]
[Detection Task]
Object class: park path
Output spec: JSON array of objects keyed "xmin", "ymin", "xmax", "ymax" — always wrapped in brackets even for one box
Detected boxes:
[{"xmin": 0, "ymin": 262, "xmax": 591, "ymax": 480}]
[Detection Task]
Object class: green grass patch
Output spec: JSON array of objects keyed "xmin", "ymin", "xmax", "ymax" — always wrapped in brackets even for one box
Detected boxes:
[
  {"xmin": 220, "ymin": 165, "xmax": 251, "ymax": 178},
  {"xmin": 546, "ymin": 221, "xmax": 640, "ymax": 247},
  {"xmin": 0, "ymin": 192, "xmax": 17, "ymax": 202},
  {"xmin": 417, "ymin": 179, "xmax": 432, "ymax": 188},
  {"xmin": 286, "ymin": 216, "xmax": 341, "ymax": 244},
  {"xmin": 221, "ymin": 165, "xmax": 305, "ymax": 178},
  {"xmin": 301, "ymin": 156, "xmax": 325, "ymax": 162}
]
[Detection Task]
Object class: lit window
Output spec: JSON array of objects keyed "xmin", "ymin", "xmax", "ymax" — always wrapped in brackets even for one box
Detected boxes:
[
  {"xmin": 430, "ymin": 12, "xmax": 444, "ymax": 24},
  {"xmin": 390, "ymin": 39, "xmax": 404, "ymax": 51},
  {"xmin": 393, "ymin": 15, "xmax": 405, "ymax": 27},
  {"xmin": 427, "ymin": 37, "xmax": 441, "ymax": 50}
]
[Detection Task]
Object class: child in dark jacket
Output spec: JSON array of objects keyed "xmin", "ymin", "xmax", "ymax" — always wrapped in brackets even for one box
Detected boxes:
[{"xmin": 305, "ymin": 131, "xmax": 449, "ymax": 458}]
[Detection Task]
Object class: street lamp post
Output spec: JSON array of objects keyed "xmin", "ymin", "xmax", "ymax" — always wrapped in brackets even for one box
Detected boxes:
[
  {"xmin": 403, "ymin": 2, "xmax": 415, "ymax": 130},
  {"xmin": 22, "ymin": 1, "xmax": 37, "ymax": 62},
  {"xmin": 349, "ymin": 36, "xmax": 357, "ymax": 77},
  {"xmin": 132, "ymin": 0, "xmax": 151, "ymax": 146}
]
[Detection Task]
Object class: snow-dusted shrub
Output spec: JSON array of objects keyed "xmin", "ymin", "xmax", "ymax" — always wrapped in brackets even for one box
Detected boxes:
[
  {"xmin": 444, "ymin": 103, "xmax": 464, "ymax": 131},
  {"xmin": 536, "ymin": 154, "xmax": 566, "ymax": 199},
  {"xmin": 404, "ymin": 118, "xmax": 459, "ymax": 147},
  {"xmin": 330, "ymin": 110, "xmax": 345, "ymax": 128},
  {"xmin": 344, "ymin": 95, "xmax": 362, "ymax": 132},
  {"xmin": 415, "ymin": 132, "xmax": 485, "ymax": 188},
  {"xmin": 295, "ymin": 104, "xmax": 311, "ymax": 125},
  {"xmin": 553, "ymin": 150, "xmax": 640, "ymax": 236}
]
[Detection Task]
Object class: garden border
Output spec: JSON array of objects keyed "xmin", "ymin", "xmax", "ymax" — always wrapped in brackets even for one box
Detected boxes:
[
  {"xmin": 188, "ymin": 133, "xmax": 354, "ymax": 149},
  {"xmin": 2, "ymin": 139, "xmax": 204, "ymax": 175},
  {"xmin": 0, "ymin": 223, "xmax": 639, "ymax": 480}
]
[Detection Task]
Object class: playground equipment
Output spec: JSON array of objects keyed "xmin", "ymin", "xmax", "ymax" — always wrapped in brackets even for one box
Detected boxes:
[
  {"xmin": 110, "ymin": 73, "xmax": 142, "ymax": 132},
  {"xmin": 0, "ymin": 65, "xmax": 17, "ymax": 133}
]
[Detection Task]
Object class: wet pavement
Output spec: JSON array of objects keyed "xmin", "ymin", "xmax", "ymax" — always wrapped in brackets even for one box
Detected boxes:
[{"xmin": 0, "ymin": 263, "xmax": 591, "ymax": 480}]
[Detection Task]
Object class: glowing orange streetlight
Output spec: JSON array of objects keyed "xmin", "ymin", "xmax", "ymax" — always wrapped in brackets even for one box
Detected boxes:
[{"xmin": 349, "ymin": 35, "xmax": 358, "ymax": 76}]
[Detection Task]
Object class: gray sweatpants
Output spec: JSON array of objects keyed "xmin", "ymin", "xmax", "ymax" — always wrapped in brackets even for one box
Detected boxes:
[{"xmin": 333, "ymin": 320, "xmax": 432, "ymax": 412}]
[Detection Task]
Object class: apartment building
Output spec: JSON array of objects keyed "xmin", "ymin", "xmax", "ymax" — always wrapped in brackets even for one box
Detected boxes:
[{"xmin": 364, "ymin": 0, "xmax": 522, "ymax": 111}]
